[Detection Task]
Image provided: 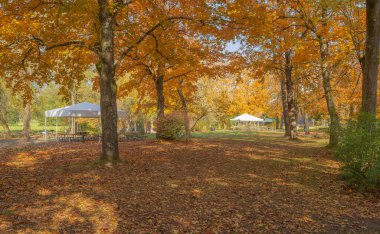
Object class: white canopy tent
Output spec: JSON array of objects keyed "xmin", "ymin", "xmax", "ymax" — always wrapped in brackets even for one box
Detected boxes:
[
  {"xmin": 231, "ymin": 113, "xmax": 264, "ymax": 122},
  {"xmin": 44, "ymin": 102, "xmax": 127, "ymax": 140}
]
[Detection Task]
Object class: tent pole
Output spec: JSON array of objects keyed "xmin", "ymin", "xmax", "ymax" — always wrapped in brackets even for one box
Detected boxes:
[{"xmin": 44, "ymin": 116, "xmax": 47, "ymax": 141}]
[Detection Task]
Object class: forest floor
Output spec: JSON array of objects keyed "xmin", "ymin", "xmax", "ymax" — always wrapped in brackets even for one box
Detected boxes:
[
  {"xmin": 0, "ymin": 138, "xmax": 48, "ymax": 148},
  {"xmin": 0, "ymin": 131, "xmax": 379, "ymax": 233}
]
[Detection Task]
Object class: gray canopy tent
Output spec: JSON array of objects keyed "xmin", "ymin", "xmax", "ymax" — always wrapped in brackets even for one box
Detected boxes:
[{"xmin": 44, "ymin": 102, "xmax": 127, "ymax": 140}]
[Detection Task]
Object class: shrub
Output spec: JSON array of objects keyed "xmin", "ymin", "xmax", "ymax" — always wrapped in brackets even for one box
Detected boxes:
[
  {"xmin": 334, "ymin": 115, "xmax": 380, "ymax": 190},
  {"xmin": 155, "ymin": 113, "xmax": 186, "ymax": 140}
]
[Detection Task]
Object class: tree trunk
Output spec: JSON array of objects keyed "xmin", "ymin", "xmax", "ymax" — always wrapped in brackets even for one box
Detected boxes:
[
  {"xmin": 121, "ymin": 118, "xmax": 126, "ymax": 134},
  {"xmin": 361, "ymin": 0, "xmax": 380, "ymax": 125},
  {"xmin": 98, "ymin": 0, "xmax": 119, "ymax": 162},
  {"xmin": 320, "ymin": 40, "xmax": 340, "ymax": 146},
  {"xmin": 155, "ymin": 75, "xmax": 165, "ymax": 118},
  {"xmin": 146, "ymin": 121, "xmax": 152, "ymax": 134},
  {"xmin": 304, "ymin": 113, "xmax": 310, "ymax": 135},
  {"xmin": 0, "ymin": 110, "xmax": 11, "ymax": 139},
  {"xmin": 136, "ymin": 114, "xmax": 145, "ymax": 134},
  {"xmin": 319, "ymin": 7, "xmax": 340, "ymax": 147},
  {"xmin": 71, "ymin": 91, "xmax": 77, "ymax": 134},
  {"xmin": 0, "ymin": 89, "xmax": 11, "ymax": 138},
  {"xmin": 155, "ymin": 75, "xmax": 165, "ymax": 139},
  {"xmin": 349, "ymin": 104, "xmax": 355, "ymax": 118},
  {"xmin": 280, "ymin": 79, "xmax": 290, "ymax": 136},
  {"xmin": 177, "ymin": 88, "xmax": 190, "ymax": 137},
  {"xmin": 284, "ymin": 50, "xmax": 297, "ymax": 140},
  {"xmin": 276, "ymin": 116, "xmax": 280, "ymax": 129},
  {"xmin": 129, "ymin": 120, "xmax": 135, "ymax": 131},
  {"xmin": 22, "ymin": 102, "xmax": 31, "ymax": 139}
]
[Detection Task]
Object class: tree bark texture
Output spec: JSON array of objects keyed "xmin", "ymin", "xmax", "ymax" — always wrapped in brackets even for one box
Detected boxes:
[
  {"xmin": 280, "ymin": 79, "xmax": 290, "ymax": 137},
  {"xmin": 284, "ymin": 50, "xmax": 297, "ymax": 140},
  {"xmin": 177, "ymin": 87, "xmax": 190, "ymax": 137},
  {"xmin": 0, "ymin": 89, "xmax": 11, "ymax": 138},
  {"xmin": 22, "ymin": 102, "xmax": 31, "ymax": 139},
  {"xmin": 98, "ymin": 0, "xmax": 119, "ymax": 162},
  {"xmin": 319, "ymin": 6, "xmax": 340, "ymax": 146},
  {"xmin": 361, "ymin": 0, "xmax": 380, "ymax": 121},
  {"xmin": 156, "ymin": 75, "xmax": 165, "ymax": 118}
]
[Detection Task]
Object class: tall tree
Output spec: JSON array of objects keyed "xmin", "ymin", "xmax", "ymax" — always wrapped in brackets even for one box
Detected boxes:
[
  {"xmin": 280, "ymin": 79, "xmax": 290, "ymax": 136},
  {"xmin": 22, "ymin": 102, "xmax": 31, "ymax": 139},
  {"xmin": 284, "ymin": 50, "xmax": 297, "ymax": 139},
  {"xmin": 177, "ymin": 79, "xmax": 191, "ymax": 137},
  {"xmin": 97, "ymin": 0, "xmax": 119, "ymax": 161},
  {"xmin": 0, "ymin": 87, "xmax": 12, "ymax": 138},
  {"xmin": 289, "ymin": 0, "xmax": 342, "ymax": 146},
  {"xmin": 361, "ymin": 0, "xmax": 380, "ymax": 120},
  {"xmin": 1, "ymin": 0, "xmax": 223, "ymax": 162}
]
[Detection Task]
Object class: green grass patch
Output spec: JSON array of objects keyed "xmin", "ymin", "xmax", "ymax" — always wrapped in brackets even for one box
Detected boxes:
[{"xmin": 191, "ymin": 130, "xmax": 283, "ymax": 142}]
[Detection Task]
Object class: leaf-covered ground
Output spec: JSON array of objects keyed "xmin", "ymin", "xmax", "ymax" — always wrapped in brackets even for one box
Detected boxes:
[{"xmin": 1, "ymin": 132, "xmax": 379, "ymax": 233}]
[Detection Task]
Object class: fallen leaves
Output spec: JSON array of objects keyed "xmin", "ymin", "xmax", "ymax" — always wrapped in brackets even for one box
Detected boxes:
[{"xmin": 0, "ymin": 136, "xmax": 379, "ymax": 233}]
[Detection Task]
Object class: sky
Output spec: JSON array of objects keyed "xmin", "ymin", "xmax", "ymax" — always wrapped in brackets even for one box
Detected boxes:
[{"xmin": 226, "ymin": 40, "xmax": 242, "ymax": 52}]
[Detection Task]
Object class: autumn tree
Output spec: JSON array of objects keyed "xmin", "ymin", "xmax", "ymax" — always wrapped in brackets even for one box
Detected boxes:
[
  {"xmin": 238, "ymin": 0, "xmax": 305, "ymax": 139},
  {"xmin": 283, "ymin": 0, "xmax": 347, "ymax": 146},
  {"xmin": 1, "ymin": 0, "xmax": 228, "ymax": 161},
  {"xmin": 0, "ymin": 85, "xmax": 12, "ymax": 138},
  {"xmin": 361, "ymin": 0, "xmax": 380, "ymax": 124},
  {"xmin": 22, "ymin": 102, "xmax": 31, "ymax": 139}
]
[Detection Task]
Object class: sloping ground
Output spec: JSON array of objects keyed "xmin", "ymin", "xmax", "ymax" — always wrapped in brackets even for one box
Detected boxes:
[{"xmin": 0, "ymin": 134, "xmax": 379, "ymax": 233}]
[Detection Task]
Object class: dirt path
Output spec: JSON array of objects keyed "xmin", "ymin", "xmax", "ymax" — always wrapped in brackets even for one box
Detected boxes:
[
  {"xmin": 0, "ymin": 136, "xmax": 379, "ymax": 233},
  {"xmin": 0, "ymin": 138, "xmax": 48, "ymax": 149}
]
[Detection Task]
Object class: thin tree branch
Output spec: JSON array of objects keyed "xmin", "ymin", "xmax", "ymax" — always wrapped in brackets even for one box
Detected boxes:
[
  {"xmin": 115, "ymin": 16, "xmax": 194, "ymax": 68},
  {"xmin": 164, "ymin": 70, "xmax": 193, "ymax": 82}
]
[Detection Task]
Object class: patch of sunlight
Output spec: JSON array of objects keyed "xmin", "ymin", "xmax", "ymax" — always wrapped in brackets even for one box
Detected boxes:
[
  {"xmin": 246, "ymin": 155, "xmax": 263, "ymax": 160},
  {"xmin": 272, "ymin": 178, "xmax": 284, "ymax": 182},
  {"xmin": 19, "ymin": 193, "xmax": 117, "ymax": 233},
  {"xmin": 205, "ymin": 177, "xmax": 229, "ymax": 186},
  {"xmin": 298, "ymin": 165, "xmax": 316, "ymax": 171},
  {"xmin": 247, "ymin": 173, "xmax": 259, "ymax": 178},
  {"xmin": 0, "ymin": 218, "xmax": 11, "ymax": 231},
  {"xmin": 286, "ymin": 171, "xmax": 299, "ymax": 175},
  {"xmin": 297, "ymin": 215, "xmax": 315, "ymax": 223},
  {"xmin": 4, "ymin": 152, "xmax": 37, "ymax": 168},
  {"xmin": 37, "ymin": 188, "xmax": 52, "ymax": 196},
  {"xmin": 166, "ymin": 180, "xmax": 180, "ymax": 188},
  {"xmin": 54, "ymin": 193, "xmax": 118, "ymax": 233},
  {"xmin": 270, "ymin": 158, "xmax": 290, "ymax": 163},
  {"xmin": 171, "ymin": 215, "xmax": 192, "ymax": 228},
  {"xmin": 321, "ymin": 159, "xmax": 340, "ymax": 169},
  {"xmin": 292, "ymin": 157, "xmax": 313, "ymax": 162},
  {"xmin": 139, "ymin": 145, "xmax": 164, "ymax": 150},
  {"xmin": 271, "ymin": 179, "xmax": 304, "ymax": 189},
  {"xmin": 191, "ymin": 188, "xmax": 203, "ymax": 198}
]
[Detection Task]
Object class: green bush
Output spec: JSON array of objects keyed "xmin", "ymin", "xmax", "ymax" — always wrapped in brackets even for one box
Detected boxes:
[
  {"xmin": 334, "ymin": 115, "xmax": 380, "ymax": 190},
  {"xmin": 155, "ymin": 113, "xmax": 186, "ymax": 140}
]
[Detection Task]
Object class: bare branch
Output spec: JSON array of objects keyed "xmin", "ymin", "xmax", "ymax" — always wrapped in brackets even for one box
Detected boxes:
[
  {"xmin": 20, "ymin": 48, "xmax": 33, "ymax": 68},
  {"xmin": 150, "ymin": 33, "xmax": 173, "ymax": 60},
  {"xmin": 164, "ymin": 70, "xmax": 193, "ymax": 82},
  {"xmin": 30, "ymin": 35, "xmax": 99, "ymax": 53}
]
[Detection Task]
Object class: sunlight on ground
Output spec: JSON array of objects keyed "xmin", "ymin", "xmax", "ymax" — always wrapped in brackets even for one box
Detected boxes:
[
  {"xmin": 167, "ymin": 180, "xmax": 180, "ymax": 188},
  {"xmin": 3, "ymin": 150, "xmax": 53, "ymax": 168},
  {"xmin": 205, "ymin": 177, "xmax": 229, "ymax": 187},
  {"xmin": 15, "ymin": 193, "xmax": 118, "ymax": 233},
  {"xmin": 4, "ymin": 152, "xmax": 38, "ymax": 168},
  {"xmin": 1, "ymin": 132, "xmax": 379, "ymax": 232}
]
